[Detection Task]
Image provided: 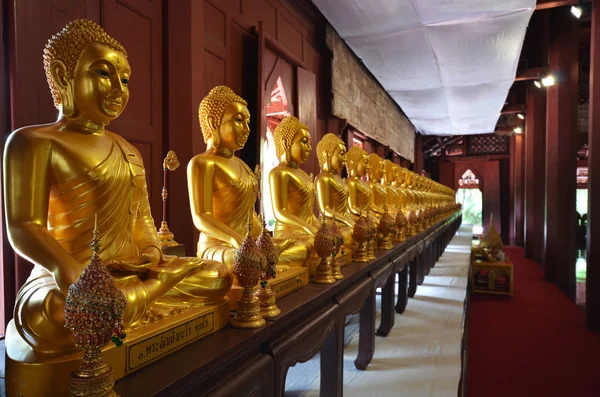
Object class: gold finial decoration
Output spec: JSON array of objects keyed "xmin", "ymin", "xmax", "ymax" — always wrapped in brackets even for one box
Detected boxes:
[
  {"xmin": 231, "ymin": 217, "xmax": 266, "ymax": 329},
  {"xmin": 329, "ymin": 221, "xmax": 345, "ymax": 280},
  {"xmin": 198, "ymin": 85, "xmax": 248, "ymax": 143},
  {"xmin": 378, "ymin": 204, "xmax": 394, "ymax": 250},
  {"xmin": 313, "ymin": 218, "xmax": 336, "ymax": 284},
  {"xmin": 64, "ymin": 215, "xmax": 126, "ymax": 397},
  {"xmin": 316, "ymin": 133, "xmax": 344, "ymax": 169},
  {"xmin": 44, "ymin": 19, "xmax": 127, "ymax": 109},
  {"xmin": 406, "ymin": 208, "xmax": 418, "ymax": 237},
  {"xmin": 395, "ymin": 210, "xmax": 408, "ymax": 242},
  {"xmin": 273, "ymin": 115, "xmax": 308, "ymax": 160},
  {"xmin": 158, "ymin": 150, "xmax": 180, "ymax": 248},
  {"xmin": 365, "ymin": 209, "xmax": 377, "ymax": 261},
  {"xmin": 255, "ymin": 215, "xmax": 281, "ymax": 319},
  {"xmin": 352, "ymin": 212, "xmax": 370, "ymax": 263}
]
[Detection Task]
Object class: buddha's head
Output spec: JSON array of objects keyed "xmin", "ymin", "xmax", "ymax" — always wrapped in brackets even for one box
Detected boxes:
[
  {"xmin": 346, "ymin": 146, "xmax": 369, "ymax": 177},
  {"xmin": 367, "ymin": 154, "xmax": 384, "ymax": 181},
  {"xmin": 317, "ymin": 133, "xmax": 346, "ymax": 173},
  {"xmin": 274, "ymin": 116, "xmax": 311, "ymax": 165},
  {"xmin": 199, "ymin": 86, "xmax": 250, "ymax": 152},
  {"xmin": 383, "ymin": 160, "xmax": 397, "ymax": 185},
  {"xmin": 44, "ymin": 19, "xmax": 129, "ymax": 125}
]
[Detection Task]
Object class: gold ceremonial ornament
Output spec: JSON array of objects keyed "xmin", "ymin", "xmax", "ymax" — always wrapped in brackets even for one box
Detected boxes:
[
  {"xmin": 65, "ymin": 216, "xmax": 126, "ymax": 397},
  {"xmin": 365, "ymin": 210, "xmax": 377, "ymax": 261},
  {"xmin": 231, "ymin": 218, "xmax": 267, "ymax": 329},
  {"xmin": 395, "ymin": 209, "xmax": 408, "ymax": 242},
  {"xmin": 377, "ymin": 205, "xmax": 394, "ymax": 250},
  {"xmin": 3, "ymin": 20, "xmax": 231, "ymax": 396},
  {"xmin": 158, "ymin": 150, "xmax": 180, "ymax": 248},
  {"xmin": 329, "ymin": 221, "xmax": 345, "ymax": 280},
  {"xmin": 313, "ymin": 218, "xmax": 336, "ymax": 284},
  {"xmin": 255, "ymin": 215, "xmax": 281, "ymax": 319},
  {"xmin": 352, "ymin": 213, "xmax": 370, "ymax": 263}
]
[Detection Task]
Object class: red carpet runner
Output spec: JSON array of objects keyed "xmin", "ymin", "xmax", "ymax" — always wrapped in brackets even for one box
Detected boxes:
[{"xmin": 467, "ymin": 246, "xmax": 600, "ymax": 397}]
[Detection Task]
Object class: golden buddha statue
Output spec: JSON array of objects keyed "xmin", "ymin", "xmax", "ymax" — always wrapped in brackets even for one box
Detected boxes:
[
  {"xmin": 367, "ymin": 153, "xmax": 387, "ymax": 218},
  {"xmin": 188, "ymin": 86, "xmax": 308, "ymax": 302},
  {"xmin": 3, "ymin": 20, "xmax": 231, "ymax": 396},
  {"xmin": 269, "ymin": 115, "xmax": 320, "ymax": 269},
  {"xmin": 315, "ymin": 133, "xmax": 354, "ymax": 261},
  {"xmin": 382, "ymin": 160, "xmax": 399, "ymax": 217},
  {"xmin": 346, "ymin": 146, "xmax": 379, "ymax": 225},
  {"xmin": 395, "ymin": 165, "xmax": 409, "ymax": 213}
]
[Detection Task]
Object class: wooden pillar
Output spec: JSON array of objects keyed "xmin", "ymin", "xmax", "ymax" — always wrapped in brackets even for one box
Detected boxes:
[
  {"xmin": 414, "ymin": 134, "xmax": 423, "ymax": 174},
  {"xmin": 587, "ymin": 0, "xmax": 600, "ymax": 332},
  {"xmin": 544, "ymin": 7, "xmax": 579, "ymax": 299},
  {"xmin": 514, "ymin": 134, "xmax": 525, "ymax": 247},
  {"xmin": 524, "ymin": 85, "xmax": 546, "ymax": 263},
  {"xmin": 509, "ymin": 136, "xmax": 516, "ymax": 245},
  {"xmin": 483, "ymin": 161, "xmax": 501, "ymax": 235}
]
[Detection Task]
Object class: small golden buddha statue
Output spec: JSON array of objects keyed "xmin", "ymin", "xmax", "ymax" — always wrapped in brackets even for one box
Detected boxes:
[
  {"xmin": 269, "ymin": 115, "xmax": 319, "ymax": 268},
  {"xmin": 367, "ymin": 153, "xmax": 387, "ymax": 218},
  {"xmin": 345, "ymin": 146, "xmax": 379, "ymax": 225},
  {"xmin": 189, "ymin": 86, "xmax": 293, "ymax": 268},
  {"xmin": 315, "ymin": 133, "xmax": 354, "ymax": 261},
  {"xmin": 382, "ymin": 160, "xmax": 399, "ymax": 218}
]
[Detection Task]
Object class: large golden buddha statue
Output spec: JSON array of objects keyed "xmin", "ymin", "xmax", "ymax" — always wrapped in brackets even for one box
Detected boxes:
[
  {"xmin": 382, "ymin": 159, "xmax": 399, "ymax": 217},
  {"xmin": 269, "ymin": 115, "xmax": 319, "ymax": 268},
  {"xmin": 188, "ymin": 86, "xmax": 307, "ymax": 298},
  {"xmin": 367, "ymin": 153, "xmax": 387, "ymax": 218},
  {"xmin": 345, "ymin": 146, "xmax": 378, "ymax": 224},
  {"xmin": 315, "ymin": 133, "xmax": 354, "ymax": 260},
  {"xmin": 3, "ymin": 20, "xmax": 231, "ymax": 395}
]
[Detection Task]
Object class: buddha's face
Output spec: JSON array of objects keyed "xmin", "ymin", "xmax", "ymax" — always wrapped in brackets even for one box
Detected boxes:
[
  {"xmin": 70, "ymin": 43, "xmax": 131, "ymax": 124},
  {"xmin": 330, "ymin": 143, "xmax": 347, "ymax": 172},
  {"xmin": 218, "ymin": 101, "xmax": 251, "ymax": 151},
  {"xmin": 372, "ymin": 160, "xmax": 383, "ymax": 180},
  {"xmin": 357, "ymin": 153, "xmax": 369, "ymax": 177},
  {"xmin": 385, "ymin": 165, "xmax": 397, "ymax": 181},
  {"xmin": 290, "ymin": 128, "xmax": 312, "ymax": 164}
]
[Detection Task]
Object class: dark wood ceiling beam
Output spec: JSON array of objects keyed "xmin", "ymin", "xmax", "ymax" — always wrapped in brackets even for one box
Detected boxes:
[
  {"xmin": 535, "ymin": 0, "xmax": 578, "ymax": 11},
  {"xmin": 501, "ymin": 104, "xmax": 526, "ymax": 114},
  {"xmin": 515, "ymin": 66, "xmax": 549, "ymax": 81}
]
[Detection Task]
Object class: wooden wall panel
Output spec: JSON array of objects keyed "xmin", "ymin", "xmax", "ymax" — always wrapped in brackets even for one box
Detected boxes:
[
  {"xmin": 241, "ymin": 0, "xmax": 276, "ymax": 37},
  {"xmin": 483, "ymin": 161, "xmax": 501, "ymax": 235},
  {"xmin": 297, "ymin": 67, "xmax": 318, "ymax": 175},
  {"xmin": 439, "ymin": 160, "xmax": 455, "ymax": 190},
  {"xmin": 277, "ymin": 14, "xmax": 304, "ymax": 62},
  {"xmin": 514, "ymin": 134, "xmax": 525, "ymax": 246},
  {"xmin": 204, "ymin": 1, "xmax": 226, "ymax": 47}
]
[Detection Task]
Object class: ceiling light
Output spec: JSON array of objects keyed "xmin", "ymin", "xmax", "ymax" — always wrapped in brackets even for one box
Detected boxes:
[
  {"xmin": 534, "ymin": 81, "xmax": 542, "ymax": 88},
  {"xmin": 571, "ymin": 6, "xmax": 582, "ymax": 19},
  {"xmin": 517, "ymin": 113, "xmax": 524, "ymax": 120},
  {"xmin": 514, "ymin": 127, "xmax": 523, "ymax": 134},
  {"xmin": 542, "ymin": 75, "xmax": 555, "ymax": 87}
]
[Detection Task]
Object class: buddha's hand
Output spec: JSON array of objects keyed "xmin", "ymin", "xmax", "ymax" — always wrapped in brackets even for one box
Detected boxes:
[
  {"xmin": 148, "ymin": 257, "xmax": 204, "ymax": 285},
  {"xmin": 275, "ymin": 239, "xmax": 294, "ymax": 255},
  {"xmin": 140, "ymin": 246, "xmax": 162, "ymax": 268}
]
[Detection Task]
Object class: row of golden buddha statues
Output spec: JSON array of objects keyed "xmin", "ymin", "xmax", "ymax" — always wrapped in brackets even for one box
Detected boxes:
[{"xmin": 1, "ymin": 19, "xmax": 460, "ymax": 396}]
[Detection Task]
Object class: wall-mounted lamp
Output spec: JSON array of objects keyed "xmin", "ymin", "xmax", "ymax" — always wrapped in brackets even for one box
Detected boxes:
[
  {"xmin": 517, "ymin": 113, "xmax": 525, "ymax": 120},
  {"xmin": 571, "ymin": 6, "xmax": 582, "ymax": 19},
  {"xmin": 542, "ymin": 75, "xmax": 555, "ymax": 87},
  {"xmin": 514, "ymin": 127, "xmax": 523, "ymax": 134},
  {"xmin": 534, "ymin": 81, "xmax": 542, "ymax": 88}
]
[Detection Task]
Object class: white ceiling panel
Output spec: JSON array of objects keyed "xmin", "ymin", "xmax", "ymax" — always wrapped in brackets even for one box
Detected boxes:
[{"xmin": 313, "ymin": 0, "xmax": 535, "ymax": 136}]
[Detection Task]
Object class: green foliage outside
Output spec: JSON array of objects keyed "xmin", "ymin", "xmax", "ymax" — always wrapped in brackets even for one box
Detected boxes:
[{"xmin": 456, "ymin": 188, "xmax": 483, "ymax": 227}]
